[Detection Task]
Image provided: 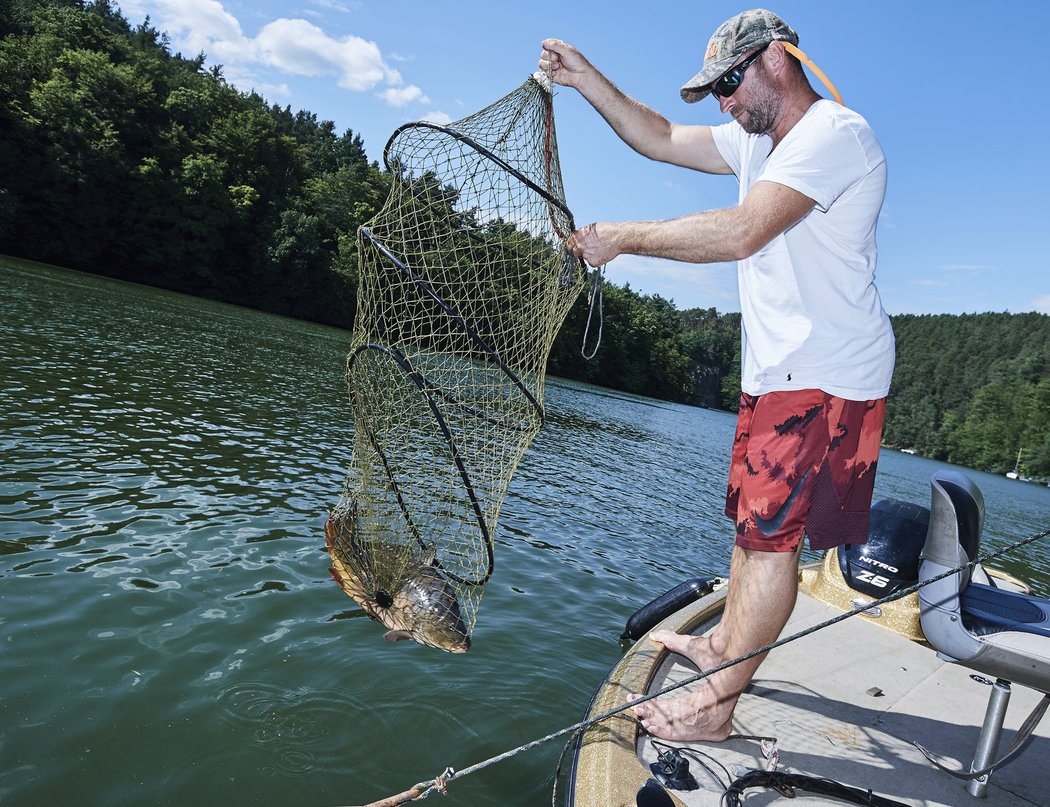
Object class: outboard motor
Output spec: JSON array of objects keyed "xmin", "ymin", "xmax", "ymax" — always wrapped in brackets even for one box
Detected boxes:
[{"xmin": 838, "ymin": 499, "xmax": 930, "ymax": 598}]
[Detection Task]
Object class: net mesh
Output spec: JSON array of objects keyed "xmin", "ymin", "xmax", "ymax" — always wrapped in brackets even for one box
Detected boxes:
[{"xmin": 329, "ymin": 74, "xmax": 585, "ymax": 646}]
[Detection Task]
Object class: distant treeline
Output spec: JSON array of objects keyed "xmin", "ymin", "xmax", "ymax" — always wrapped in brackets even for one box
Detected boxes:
[
  {"xmin": 3, "ymin": 0, "xmax": 1048, "ymax": 478},
  {"xmin": 1, "ymin": 0, "xmax": 388, "ymax": 325}
]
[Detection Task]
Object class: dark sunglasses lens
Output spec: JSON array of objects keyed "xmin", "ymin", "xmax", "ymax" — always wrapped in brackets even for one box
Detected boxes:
[
  {"xmin": 713, "ymin": 50, "xmax": 762, "ymax": 99},
  {"xmin": 714, "ymin": 73, "xmax": 739, "ymax": 98}
]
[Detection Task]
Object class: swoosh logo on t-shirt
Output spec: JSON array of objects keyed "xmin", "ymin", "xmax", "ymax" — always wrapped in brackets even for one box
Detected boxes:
[{"xmin": 754, "ymin": 468, "xmax": 810, "ymax": 537}]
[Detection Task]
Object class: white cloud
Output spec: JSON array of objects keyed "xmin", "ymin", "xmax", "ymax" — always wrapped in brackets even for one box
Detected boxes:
[
  {"xmin": 380, "ymin": 85, "xmax": 429, "ymax": 107},
  {"xmin": 256, "ymin": 19, "xmax": 395, "ymax": 91},
  {"xmin": 1032, "ymin": 295, "xmax": 1050, "ymax": 314},
  {"xmin": 127, "ymin": 0, "xmax": 424, "ymax": 106},
  {"xmin": 255, "ymin": 81, "xmax": 292, "ymax": 98},
  {"xmin": 910, "ymin": 278, "xmax": 946, "ymax": 287},
  {"xmin": 150, "ymin": 0, "xmax": 246, "ymax": 61},
  {"xmin": 420, "ymin": 110, "xmax": 454, "ymax": 125}
]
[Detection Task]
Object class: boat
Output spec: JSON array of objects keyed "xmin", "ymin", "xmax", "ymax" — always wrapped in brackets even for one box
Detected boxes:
[
  {"xmin": 563, "ymin": 470, "xmax": 1050, "ymax": 806},
  {"xmin": 1007, "ymin": 448, "xmax": 1023, "ymax": 480}
]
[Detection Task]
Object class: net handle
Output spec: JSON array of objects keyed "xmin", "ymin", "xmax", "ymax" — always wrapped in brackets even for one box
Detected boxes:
[{"xmin": 381, "ymin": 120, "xmax": 575, "ymax": 225}]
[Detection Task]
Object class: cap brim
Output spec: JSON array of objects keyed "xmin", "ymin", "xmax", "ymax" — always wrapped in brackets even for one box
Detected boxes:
[{"xmin": 680, "ymin": 54, "xmax": 738, "ymax": 103}]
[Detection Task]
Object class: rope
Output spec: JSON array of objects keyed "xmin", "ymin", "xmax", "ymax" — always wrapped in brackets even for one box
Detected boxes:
[
  {"xmin": 351, "ymin": 523, "xmax": 1050, "ymax": 806},
  {"xmin": 914, "ymin": 693, "xmax": 1050, "ymax": 780},
  {"xmin": 580, "ymin": 264, "xmax": 604, "ymax": 359}
]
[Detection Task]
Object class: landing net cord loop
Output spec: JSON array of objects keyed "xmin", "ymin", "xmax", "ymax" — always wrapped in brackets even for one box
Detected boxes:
[
  {"xmin": 536, "ymin": 54, "xmax": 601, "ymax": 361},
  {"xmin": 352, "ymin": 524, "xmax": 1050, "ymax": 807},
  {"xmin": 580, "ymin": 263, "xmax": 604, "ymax": 359}
]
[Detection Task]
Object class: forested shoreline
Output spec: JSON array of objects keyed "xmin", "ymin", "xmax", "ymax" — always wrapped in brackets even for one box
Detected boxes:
[{"xmin": 3, "ymin": 0, "xmax": 1048, "ymax": 478}]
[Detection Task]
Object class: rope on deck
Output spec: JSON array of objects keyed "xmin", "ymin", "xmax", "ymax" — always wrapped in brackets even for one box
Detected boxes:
[{"xmin": 351, "ymin": 523, "xmax": 1050, "ymax": 807}]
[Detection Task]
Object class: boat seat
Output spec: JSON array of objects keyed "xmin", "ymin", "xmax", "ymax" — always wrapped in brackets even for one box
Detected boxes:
[
  {"xmin": 960, "ymin": 584, "xmax": 1050, "ymax": 641},
  {"xmin": 917, "ymin": 470, "xmax": 1050, "ymax": 796},
  {"xmin": 918, "ymin": 471, "xmax": 1050, "ymax": 689}
]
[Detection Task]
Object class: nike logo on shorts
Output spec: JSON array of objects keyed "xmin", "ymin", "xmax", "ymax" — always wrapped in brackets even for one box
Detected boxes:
[{"xmin": 754, "ymin": 468, "xmax": 811, "ymax": 537}]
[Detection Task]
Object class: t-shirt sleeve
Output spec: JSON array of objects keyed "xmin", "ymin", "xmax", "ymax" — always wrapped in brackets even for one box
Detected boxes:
[
  {"xmin": 759, "ymin": 116, "xmax": 879, "ymax": 212},
  {"xmin": 710, "ymin": 121, "xmax": 743, "ymax": 178}
]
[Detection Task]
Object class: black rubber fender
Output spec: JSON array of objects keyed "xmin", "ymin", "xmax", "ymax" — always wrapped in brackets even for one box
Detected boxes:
[{"xmin": 621, "ymin": 577, "xmax": 718, "ymax": 643}]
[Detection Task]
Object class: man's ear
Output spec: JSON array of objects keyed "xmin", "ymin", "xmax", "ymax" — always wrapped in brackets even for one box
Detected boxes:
[{"xmin": 765, "ymin": 40, "xmax": 789, "ymax": 77}]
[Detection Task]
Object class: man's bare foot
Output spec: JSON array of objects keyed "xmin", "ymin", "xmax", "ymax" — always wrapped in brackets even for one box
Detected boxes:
[
  {"xmin": 631, "ymin": 690, "xmax": 734, "ymax": 742},
  {"xmin": 649, "ymin": 629, "xmax": 723, "ymax": 672},
  {"xmin": 629, "ymin": 629, "xmax": 735, "ymax": 742}
]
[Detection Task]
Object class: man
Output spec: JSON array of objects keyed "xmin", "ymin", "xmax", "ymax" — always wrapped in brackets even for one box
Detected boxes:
[{"xmin": 540, "ymin": 9, "xmax": 894, "ymax": 742}]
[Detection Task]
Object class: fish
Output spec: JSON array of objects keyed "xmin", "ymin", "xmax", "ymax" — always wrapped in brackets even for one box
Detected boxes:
[{"xmin": 324, "ymin": 512, "xmax": 471, "ymax": 653}]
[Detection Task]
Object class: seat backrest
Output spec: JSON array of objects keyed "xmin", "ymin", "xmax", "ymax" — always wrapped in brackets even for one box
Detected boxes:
[
  {"xmin": 921, "ymin": 471, "xmax": 985, "ymax": 591},
  {"xmin": 918, "ymin": 471, "xmax": 987, "ymax": 662}
]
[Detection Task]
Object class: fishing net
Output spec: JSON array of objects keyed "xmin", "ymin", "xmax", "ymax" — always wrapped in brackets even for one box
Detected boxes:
[{"xmin": 328, "ymin": 72, "xmax": 585, "ymax": 648}]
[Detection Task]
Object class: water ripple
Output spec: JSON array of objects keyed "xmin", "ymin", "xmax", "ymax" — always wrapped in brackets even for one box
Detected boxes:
[{"xmin": 216, "ymin": 682, "xmax": 385, "ymax": 776}]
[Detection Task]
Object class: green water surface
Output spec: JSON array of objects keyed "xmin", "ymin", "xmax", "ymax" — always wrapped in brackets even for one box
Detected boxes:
[{"xmin": 2, "ymin": 256, "xmax": 1048, "ymax": 806}]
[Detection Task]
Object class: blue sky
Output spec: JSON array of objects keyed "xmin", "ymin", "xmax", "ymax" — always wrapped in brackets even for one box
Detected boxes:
[{"xmin": 116, "ymin": 0, "xmax": 1049, "ymax": 316}]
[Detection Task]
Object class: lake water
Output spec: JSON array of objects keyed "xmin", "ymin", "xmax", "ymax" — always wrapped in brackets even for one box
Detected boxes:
[{"xmin": 2, "ymin": 255, "xmax": 1048, "ymax": 806}]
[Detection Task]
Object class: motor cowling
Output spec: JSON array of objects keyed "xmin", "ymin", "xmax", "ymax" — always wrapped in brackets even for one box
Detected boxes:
[{"xmin": 838, "ymin": 499, "xmax": 930, "ymax": 598}]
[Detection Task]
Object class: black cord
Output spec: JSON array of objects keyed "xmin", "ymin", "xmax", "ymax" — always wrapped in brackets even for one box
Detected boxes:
[
  {"xmin": 651, "ymin": 739, "xmax": 732, "ymax": 790},
  {"xmin": 721, "ymin": 770, "xmax": 909, "ymax": 807}
]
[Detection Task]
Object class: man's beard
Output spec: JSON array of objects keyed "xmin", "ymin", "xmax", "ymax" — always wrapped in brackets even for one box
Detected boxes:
[{"xmin": 735, "ymin": 80, "xmax": 781, "ymax": 135}]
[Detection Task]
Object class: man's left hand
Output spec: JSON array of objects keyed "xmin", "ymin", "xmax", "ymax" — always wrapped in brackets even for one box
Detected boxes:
[{"xmin": 567, "ymin": 222, "xmax": 621, "ymax": 267}]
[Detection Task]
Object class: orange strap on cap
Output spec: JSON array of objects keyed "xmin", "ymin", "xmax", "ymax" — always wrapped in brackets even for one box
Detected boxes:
[{"xmin": 782, "ymin": 41, "xmax": 843, "ymax": 105}]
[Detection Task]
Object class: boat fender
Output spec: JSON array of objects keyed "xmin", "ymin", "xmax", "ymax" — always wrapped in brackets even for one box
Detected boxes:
[{"xmin": 621, "ymin": 577, "xmax": 717, "ymax": 643}]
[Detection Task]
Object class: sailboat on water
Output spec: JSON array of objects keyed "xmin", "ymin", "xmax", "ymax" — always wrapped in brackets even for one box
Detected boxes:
[
  {"xmin": 1006, "ymin": 447, "xmax": 1026, "ymax": 480},
  {"xmin": 1003, "ymin": 447, "xmax": 1020, "ymax": 478}
]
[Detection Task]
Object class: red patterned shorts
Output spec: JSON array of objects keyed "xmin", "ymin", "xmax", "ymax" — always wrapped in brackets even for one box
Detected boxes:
[{"xmin": 725, "ymin": 390, "xmax": 886, "ymax": 552}]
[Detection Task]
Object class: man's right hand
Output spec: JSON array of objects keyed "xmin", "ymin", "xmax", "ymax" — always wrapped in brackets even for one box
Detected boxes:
[{"xmin": 538, "ymin": 38, "xmax": 591, "ymax": 89}]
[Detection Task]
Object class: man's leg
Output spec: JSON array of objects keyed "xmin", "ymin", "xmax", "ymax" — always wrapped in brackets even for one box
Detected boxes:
[
  {"xmin": 631, "ymin": 544, "xmax": 801, "ymax": 742},
  {"xmin": 631, "ymin": 390, "xmax": 823, "ymax": 741}
]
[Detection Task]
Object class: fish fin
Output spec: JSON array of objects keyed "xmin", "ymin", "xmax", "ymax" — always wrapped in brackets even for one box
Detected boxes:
[
  {"xmin": 328, "ymin": 565, "xmax": 375, "ymax": 614},
  {"xmin": 383, "ymin": 630, "xmax": 414, "ymax": 643},
  {"xmin": 328, "ymin": 566, "xmax": 350, "ymax": 593},
  {"xmin": 325, "ymin": 511, "xmax": 357, "ymax": 553},
  {"xmin": 421, "ymin": 544, "xmax": 438, "ymax": 566},
  {"xmin": 325, "ymin": 513, "xmax": 356, "ymax": 569}
]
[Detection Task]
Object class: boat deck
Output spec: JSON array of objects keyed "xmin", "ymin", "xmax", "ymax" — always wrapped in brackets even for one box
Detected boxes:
[{"xmin": 572, "ymin": 577, "xmax": 1050, "ymax": 806}]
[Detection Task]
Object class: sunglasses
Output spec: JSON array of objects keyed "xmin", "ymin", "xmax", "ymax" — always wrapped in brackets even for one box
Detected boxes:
[{"xmin": 712, "ymin": 45, "xmax": 768, "ymax": 98}]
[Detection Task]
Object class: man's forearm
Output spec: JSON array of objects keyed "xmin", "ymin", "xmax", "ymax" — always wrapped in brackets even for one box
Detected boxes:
[
  {"xmin": 573, "ymin": 209, "xmax": 755, "ymax": 267},
  {"xmin": 568, "ymin": 180, "xmax": 816, "ymax": 267},
  {"xmin": 617, "ymin": 211, "xmax": 753, "ymax": 263}
]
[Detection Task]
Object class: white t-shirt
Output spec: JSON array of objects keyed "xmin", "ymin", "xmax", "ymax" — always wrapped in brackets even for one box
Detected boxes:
[{"xmin": 711, "ymin": 99, "xmax": 894, "ymax": 401}]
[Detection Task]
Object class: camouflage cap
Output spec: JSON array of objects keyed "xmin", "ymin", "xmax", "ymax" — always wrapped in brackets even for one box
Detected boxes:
[{"xmin": 680, "ymin": 8, "xmax": 799, "ymax": 103}]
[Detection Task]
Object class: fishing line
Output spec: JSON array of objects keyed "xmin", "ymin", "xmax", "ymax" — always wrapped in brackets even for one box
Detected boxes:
[{"xmin": 350, "ymin": 523, "xmax": 1050, "ymax": 806}]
